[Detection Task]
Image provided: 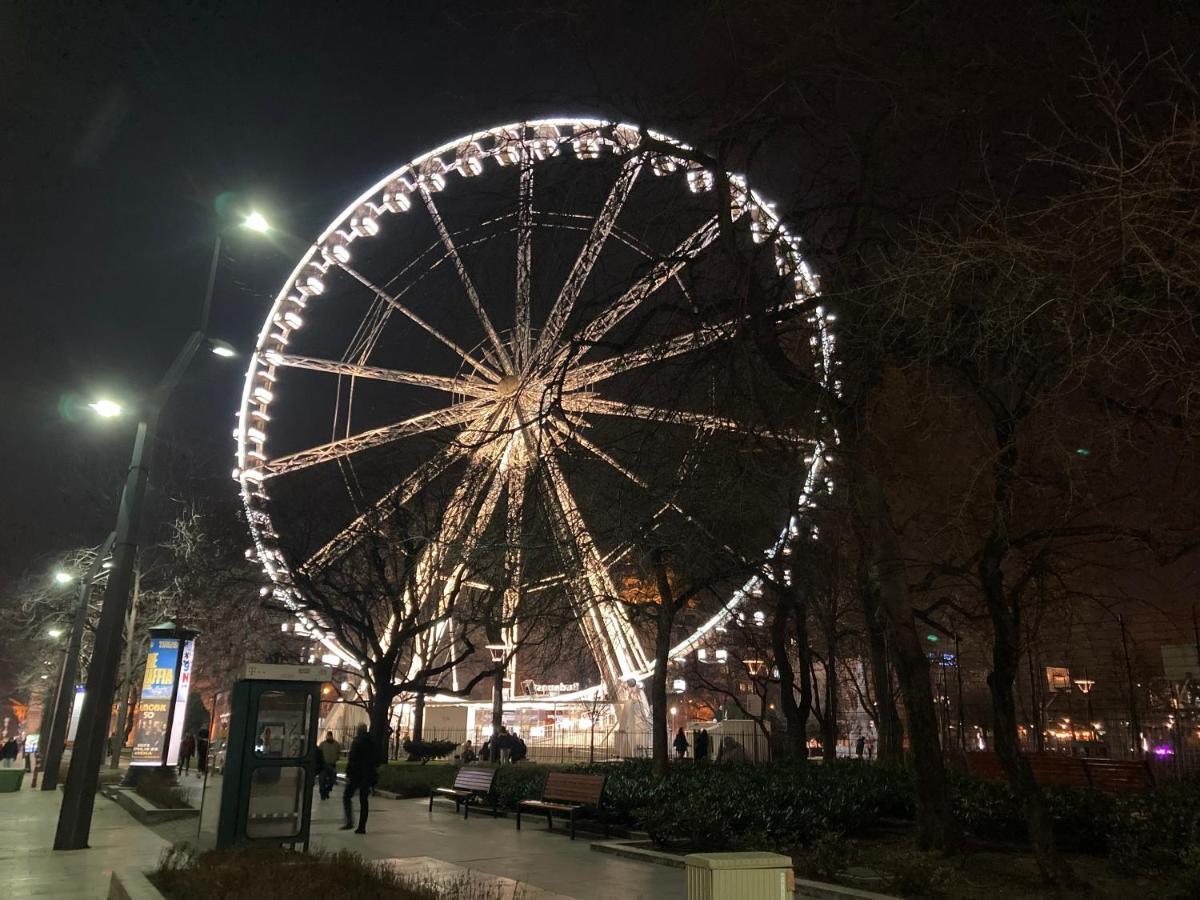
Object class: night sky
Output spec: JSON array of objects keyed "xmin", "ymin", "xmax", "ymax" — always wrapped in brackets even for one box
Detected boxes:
[{"xmin": 1, "ymin": 1, "xmax": 720, "ymax": 586}]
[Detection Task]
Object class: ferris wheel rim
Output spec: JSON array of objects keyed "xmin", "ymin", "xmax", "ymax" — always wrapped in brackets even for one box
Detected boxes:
[{"xmin": 234, "ymin": 117, "xmax": 835, "ymax": 689}]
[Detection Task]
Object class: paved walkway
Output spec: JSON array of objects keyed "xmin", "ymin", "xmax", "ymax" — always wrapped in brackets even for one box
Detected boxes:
[
  {"xmin": 3, "ymin": 774, "xmax": 685, "ymax": 899},
  {"xmin": 306, "ymin": 792, "xmax": 686, "ymax": 900},
  {"xmin": 0, "ymin": 783, "xmax": 170, "ymax": 899}
]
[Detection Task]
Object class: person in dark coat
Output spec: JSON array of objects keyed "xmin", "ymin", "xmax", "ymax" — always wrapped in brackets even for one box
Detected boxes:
[
  {"xmin": 673, "ymin": 727, "xmax": 689, "ymax": 759},
  {"xmin": 342, "ymin": 724, "xmax": 377, "ymax": 834},
  {"xmin": 695, "ymin": 729, "xmax": 710, "ymax": 761},
  {"xmin": 196, "ymin": 728, "xmax": 210, "ymax": 774},
  {"xmin": 510, "ymin": 735, "xmax": 527, "ymax": 763}
]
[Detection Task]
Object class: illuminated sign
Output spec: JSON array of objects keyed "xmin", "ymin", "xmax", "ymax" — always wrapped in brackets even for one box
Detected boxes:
[{"xmin": 131, "ymin": 634, "xmax": 197, "ymax": 767}]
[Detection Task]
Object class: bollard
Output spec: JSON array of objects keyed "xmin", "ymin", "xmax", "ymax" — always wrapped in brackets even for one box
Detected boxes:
[{"xmin": 685, "ymin": 851, "xmax": 793, "ymax": 900}]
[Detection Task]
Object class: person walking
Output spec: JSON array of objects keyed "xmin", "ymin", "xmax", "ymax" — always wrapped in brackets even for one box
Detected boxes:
[
  {"xmin": 0, "ymin": 738, "xmax": 17, "ymax": 767},
  {"xmin": 318, "ymin": 731, "xmax": 341, "ymax": 800},
  {"xmin": 673, "ymin": 727, "xmax": 689, "ymax": 760},
  {"xmin": 196, "ymin": 728, "xmax": 210, "ymax": 775},
  {"xmin": 493, "ymin": 726, "xmax": 515, "ymax": 764},
  {"xmin": 342, "ymin": 724, "xmax": 377, "ymax": 834},
  {"xmin": 695, "ymin": 729, "xmax": 710, "ymax": 762},
  {"xmin": 855, "ymin": 734, "xmax": 866, "ymax": 760},
  {"xmin": 177, "ymin": 732, "xmax": 196, "ymax": 775}
]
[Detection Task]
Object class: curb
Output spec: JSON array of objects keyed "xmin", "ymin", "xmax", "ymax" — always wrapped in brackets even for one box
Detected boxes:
[{"xmin": 103, "ymin": 787, "xmax": 198, "ymax": 824}]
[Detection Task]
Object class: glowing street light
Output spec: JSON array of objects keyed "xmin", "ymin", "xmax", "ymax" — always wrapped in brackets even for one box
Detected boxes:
[
  {"xmin": 242, "ymin": 211, "xmax": 270, "ymax": 233},
  {"xmin": 210, "ymin": 339, "xmax": 237, "ymax": 358},
  {"xmin": 88, "ymin": 399, "xmax": 123, "ymax": 418},
  {"xmin": 55, "ymin": 207, "xmax": 274, "ymax": 852},
  {"xmin": 53, "ymin": 571, "xmax": 73, "ymax": 585},
  {"xmin": 47, "ymin": 628, "xmax": 63, "ymax": 638}
]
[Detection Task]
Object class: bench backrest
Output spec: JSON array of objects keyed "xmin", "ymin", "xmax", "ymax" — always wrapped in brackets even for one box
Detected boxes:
[
  {"xmin": 1027, "ymin": 754, "xmax": 1090, "ymax": 789},
  {"xmin": 1083, "ymin": 759, "xmax": 1153, "ymax": 792},
  {"xmin": 965, "ymin": 752, "xmax": 1153, "ymax": 793},
  {"xmin": 453, "ymin": 766, "xmax": 497, "ymax": 792},
  {"xmin": 542, "ymin": 772, "xmax": 605, "ymax": 806}
]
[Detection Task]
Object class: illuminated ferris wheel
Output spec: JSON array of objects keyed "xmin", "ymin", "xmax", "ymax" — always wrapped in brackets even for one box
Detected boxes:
[{"xmin": 234, "ymin": 119, "xmax": 834, "ymax": 701}]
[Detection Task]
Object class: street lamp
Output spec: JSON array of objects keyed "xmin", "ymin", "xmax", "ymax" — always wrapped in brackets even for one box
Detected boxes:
[
  {"xmin": 53, "ymin": 571, "xmax": 73, "ymax": 585},
  {"xmin": 242, "ymin": 210, "xmax": 270, "ymax": 233},
  {"xmin": 87, "ymin": 399, "xmax": 123, "ymax": 419},
  {"xmin": 41, "ymin": 533, "xmax": 114, "ymax": 794},
  {"xmin": 55, "ymin": 215, "xmax": 267, "ymax": 851},
  {"xmin": 47, "ymin": 628, "xmax": 63, "ymax": 639}
]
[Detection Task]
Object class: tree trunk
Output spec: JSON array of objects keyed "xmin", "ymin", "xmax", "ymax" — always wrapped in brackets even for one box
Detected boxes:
[
  {"xmin": 368, "ymin": 675, "xmax": 394, "ymax": 765},
  {"xmin": 492, "ymin": 669, "xmax": 505, "ymax": 738},
  {"xmin": 860, "ymin": 557, "xmax": 905, "ymax": 764},
  {"xmin": 770, "ymin": 588, "xmax": 808, "ymax": 759},
  {"xmin": 411, "ymin": 690, "xmax": 426, "ymax": 743},
  {"xmin": 795, "ymin": 598, "xmax": 815, "ymax": 758},
  {"xmin": 980, "ymin": 414, "xmax": 1075, "ymax": 886},
  {"xmin": 821, "ymin": 618, "xmax": 839, "ymax": 763},
  {"xmin": 650, "ymin": 600, "xmax": 672, "ymax": 779},
  {"xmin": 852, "ymin": 467, "xmax": 960, "ymax": 852},
  {"xmin": 982, "ymin": 554, "xmax": 1075, "ymax": 885}
]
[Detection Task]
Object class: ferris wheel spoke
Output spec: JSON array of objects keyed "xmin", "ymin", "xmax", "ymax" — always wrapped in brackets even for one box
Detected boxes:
[
  {"xmin": 539, "ymin": 446, "xmax": 651, "ymax": 681},
  {"xmin": 533, "ymin": 155, "xmax": 644, "ymax": 365},
  {"xmin": 514, "ymin": 158, "xmax": 534, "ymax": 367},
  {"xmin": 573, "ymin": 215, "xmax": 724, "ymax": 353},
  {"xmin": 550, "ymin": 417, "xmax": 742, "ymax": 560},
  {"xmin": 262, "ymin": 397, "xmax": 493, "ymax": 478},
  {"xmin": 560, "ymin": 394, "xmax": 801, "ymax": 442},
  {"xmin": 300, "ymin": 441, "xmax": 470, "ymax": 574},
  {"xmin": 419, "ymin": 187, "xmax": 515, "ymax": 371},
  {"xmin": 268, "ymin": 353, "xmax": 494, "ymax": 399},
  {"xmin": 336, "ymin": 261, "xmax": 500, "ymax": 382},
  {"xmin": 564, "ymin": 319, "xmax": 737, "ymax": 390}
]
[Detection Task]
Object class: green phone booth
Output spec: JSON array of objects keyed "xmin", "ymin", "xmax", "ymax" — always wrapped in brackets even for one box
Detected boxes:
[{"xmin": 208, "ymin": 663, "xmax": 331, "ymax": 850}]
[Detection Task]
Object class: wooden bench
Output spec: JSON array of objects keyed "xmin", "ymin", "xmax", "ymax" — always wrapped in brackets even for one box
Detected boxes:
[
  {"xmin": 1082, "ymin": 758, "xmax": 1154, "ymax": 793},
  {"xmin": 429, "ymin": 766, "xmax": 497, "ymax": 818},
  {"xmin": 516, "ymin": 772, "xmax": 606, "ymax": 840},
  {"xmin": 964, "ymin": 752, "xmax": 1154, "ymax": 793}
]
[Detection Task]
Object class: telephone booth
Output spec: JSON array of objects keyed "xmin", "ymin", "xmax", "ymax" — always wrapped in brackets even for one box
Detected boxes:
[{"xmin": 201, "ymin": 663, "xmax": 330, "ymax": 850}]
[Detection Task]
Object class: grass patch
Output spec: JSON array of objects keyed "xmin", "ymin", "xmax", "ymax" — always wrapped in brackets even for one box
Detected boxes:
[
  {"xmin": 135, "ymin": 771, "xmax": 191, "ymax": 809},
  {"xmin": 151, "ymin": 846, "xmax": 529, "ymax": 899}
]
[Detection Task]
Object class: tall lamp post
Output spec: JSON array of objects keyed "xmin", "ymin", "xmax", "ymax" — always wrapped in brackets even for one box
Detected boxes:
[
  {"xmin": 54, "ymin": 213, "xmax": 269, "ymax": 851},
  {"xmin": 40, "ymin": 534, "xmax": 115, "ymax": 792}
]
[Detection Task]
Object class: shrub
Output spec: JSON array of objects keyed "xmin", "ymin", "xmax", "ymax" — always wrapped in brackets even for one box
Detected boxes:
[
  {"xmin": 376, "ymin": 762, "xmax": 458, "ymax": 797},
  {"xmin": 152, "ymin": 845, "xmax": 524, "ymax": 899},
  {"xmin": 886, "ymin": 853, "xmax": 961, "ymax": 899},
  {"xmin": 492, "ymin": 764, "xmax": 551, "ymax": 809},
  {"xmin": 635, "ymin": 760, "xmax": 903, "ymax": 852},
  {"xmin": 796, "ymin": 831, "xmax": 856, "ymax": 881},
  {"xmin": 135, "ymin": 771, "xmax": 191, "ymax": 809},
  {"xmin": 403, "ymin": 738, "xmax": 457, "ymax": 763}
]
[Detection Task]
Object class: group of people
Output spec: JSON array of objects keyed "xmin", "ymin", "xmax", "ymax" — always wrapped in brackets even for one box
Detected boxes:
[
  {"xmin": 477, "ymin": 726, "xmax": 527, "ymax": 764},
  {"xmin": 313, "ymin": 725, "xmax": 377, "ymax": 835},
  {"xmin": 175, "ymin": 729, "xmax": 209, "ymax": 775},
  {"xmin": 672, "ymin": 726, "xmax": 715, "ymax": 761},
  {"xmin": 0, "ymin": 737, "xmax": 21, "ymax": 767}
]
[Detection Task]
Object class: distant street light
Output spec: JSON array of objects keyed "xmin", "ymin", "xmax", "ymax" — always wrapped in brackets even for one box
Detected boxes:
[
  {"xmin": 210, "ymin": 339, "xmax": 238, "ymax": 358},
  {"xmin": 55, "ymin": 211, "xmax": 271, "ymax": 851},
  {"xmin": 47, "ymin": 628, "xmax": 63, "ymax": 639},
  {"xmin": 242, "ymin": 211, "xmax": 270, "ymax": 233},
  {"xmin": 87, "ymin": 399, "xmax": 123, "ymax": 419},
  {"xmin": 53, "ymin": 571, "xmax": 73, "ymax": 585}
]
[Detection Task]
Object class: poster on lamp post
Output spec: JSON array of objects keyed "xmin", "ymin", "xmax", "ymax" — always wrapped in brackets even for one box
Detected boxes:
[{"xmin": 130, "ymin": 627, "xmax": 198, "ymax": 767}]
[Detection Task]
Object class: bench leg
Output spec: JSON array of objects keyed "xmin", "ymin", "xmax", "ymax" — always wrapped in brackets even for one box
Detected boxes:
[
  {"xmin": 463, "ymin": 797, "xmax": 470, "ymax": 820},
  {"xmin": 546, "ymin": 810, "xmax": 553, "ymax": 831},
  {"xmin": 428, "ymin": 790, "xmax": 434, "ymax": 812},
  {"xmin": 516, "ymin": 807, "xmax": 522, "ymax": 830}
]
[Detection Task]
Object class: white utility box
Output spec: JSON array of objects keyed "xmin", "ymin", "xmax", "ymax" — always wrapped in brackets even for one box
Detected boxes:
[{"xmin": 685, "ymin": 851, "xmax": 793, "ymax": 900}]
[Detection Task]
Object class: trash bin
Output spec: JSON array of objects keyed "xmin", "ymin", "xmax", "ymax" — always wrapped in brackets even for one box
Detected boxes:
[
  {"xmin": 685, "ymin": 851, "xmax": 793, "ymax": 900},
  {"xmin": 0, "ymin": 769, "xmax": 26, "ymax": 792}
]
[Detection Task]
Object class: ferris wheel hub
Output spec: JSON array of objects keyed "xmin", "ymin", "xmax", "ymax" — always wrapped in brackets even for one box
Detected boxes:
[{"xmin": 495, "ymin": 374, "xmax": 521, "ymax": 397}]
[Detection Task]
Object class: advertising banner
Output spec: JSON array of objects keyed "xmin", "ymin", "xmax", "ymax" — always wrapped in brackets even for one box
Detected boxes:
[
  {"xmin": 130, "ymin": 637, "xmax": 181, "ymax": 765},
  {"xmin": 165, "ymin": 640, "xmax": 194, "ymax": 766},
  {"xmin": 66, "ymin": 684, "xmax": 85, "ymax": 742}
]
